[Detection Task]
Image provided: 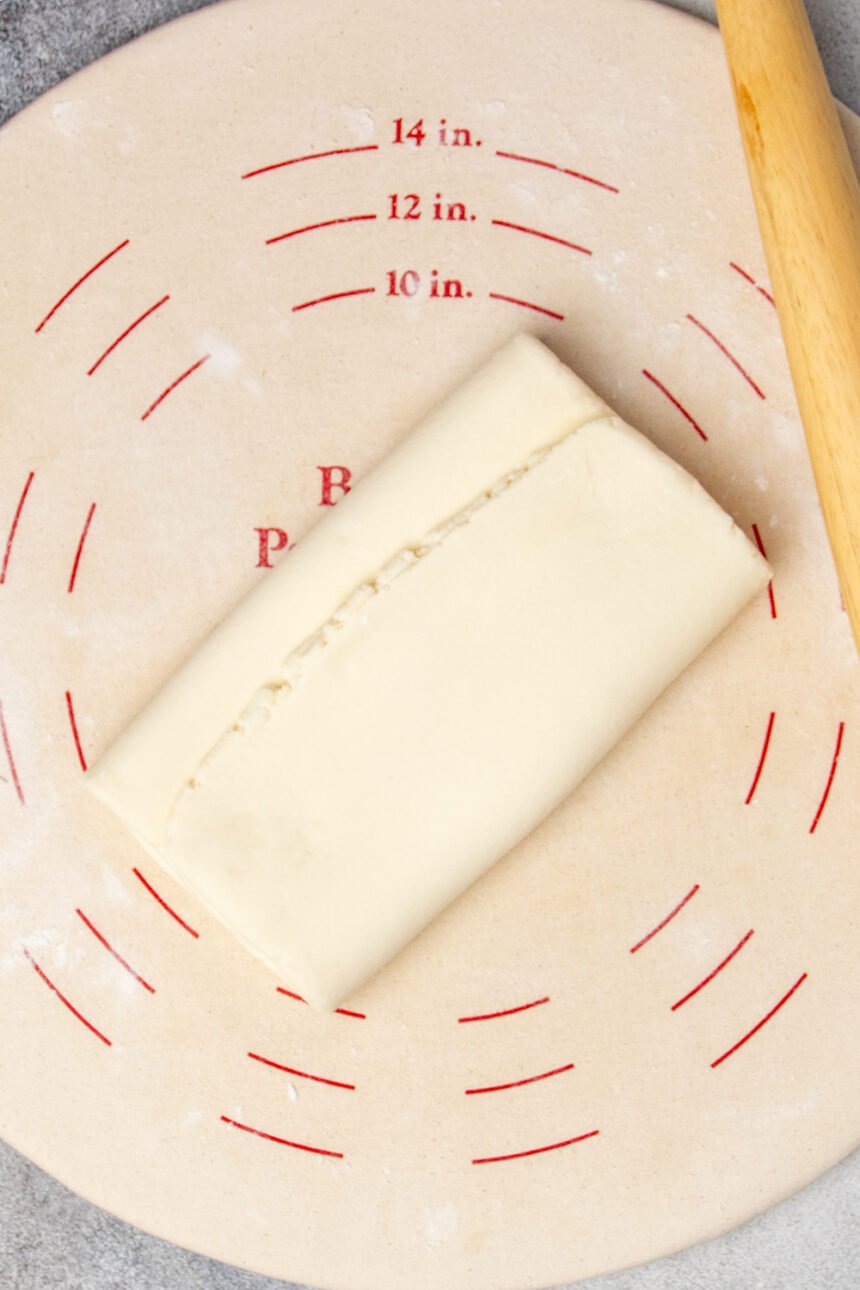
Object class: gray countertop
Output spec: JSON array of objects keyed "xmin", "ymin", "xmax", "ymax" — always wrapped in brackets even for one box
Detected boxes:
[{"xmin": 1, "ymin": 1, "xmax": 858, "ymax": 1287}]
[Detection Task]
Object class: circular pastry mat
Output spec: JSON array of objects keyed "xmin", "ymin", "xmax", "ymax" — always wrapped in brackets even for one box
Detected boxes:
[{"xmin": 0, "ymin": 1, "xmax": 857, "ymax": 1286}]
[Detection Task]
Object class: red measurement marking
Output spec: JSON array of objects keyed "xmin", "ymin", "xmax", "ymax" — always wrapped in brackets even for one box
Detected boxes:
[
  {"xmin": 275, "ymin": 985, "xmax": 365, "ymax": 1019},
  {"xmin": 751, "ymin": 524, "xmax": 777, "ymax": 618},
  {"xmin": 22, "ymin": 947, "xmax": 111, "ymax": 1046},
  {"xmin": 87, "ymin": 294, "xmax": 170, "ymax": 375},
  {"xmin": 642, "ymin": 370, "xmax": 708, "ymax": 442},
  {"xmin": 220, "ymin": 1115, "xmax": 343, "ymax": 1158},
  {"xmin": 292, "ymin": 287, "xmax": 376, "ymax": 313},
  {"xmin": 809, "ymin": 722, "xmax": 846, "ymax": 834},
  {"xmin": 35, "ymin": 238, "xmax": 130, "ymax": 333},
  {"xmin": 671, "ymin": 929, "xmax": 755, "ymax": 1011},
  {"xmin": 630, "ymin": 883, "xmax": 700, "ymax": 954},
  {"xmin": 1, "ymin": 471, "xmax": 35, "ymax": 586},
  {"xmin": 67, "ymin": 503, "xmax": 97, "ymax": 595},
  {"xmin": 267, "ymin": 214, "xmax": 377, "ymax": 246},
  {"xmin": 0, "ymin": 698, "xmax": 25, "ymax": 805},
  {"xmin": 730, "ymin": 262, "xmax": 756, "ymax": 288},
  {"xmin": 140, "ymin": 354, "xmax": 210, "ymax": 422},
  {"xmin": 490, "ymin": 219, "xmax": 592, "ymax": 256},
  {"xmin": 687, "ymin": 314, "xmax": 766, "ymax": 399},
  {"xmin": 466, "ymin": 1061, "xmax": 574, "ymax": 1096},
  {"xmin": 64, "ymin": 690, "xmax": 87, "ymax": 772},
  {"xmin": 496, "ymin": 148, "xmax": 619, "ymax": 193},
  {"xmin": 488, "ymin": 292, "xmax": 564, "ymax": 322},
  {"xmin": 248, "ymin": 1051, "xmax": 355, "ymax": 1090},
  {"xmin": 711, "ymin": 972, "xmax": 808, "ymax": 1068},
  {"xmin": 132, "ymin": 867, "xmax": 199, "ymax": 938},
  {"xmin": 730, "ymin": 261, "xmax": 776, "ymax": 307},
  {"xmin": 745, "ymin": 711, "xmax": 776, "ymax": 804},
  {"xmin": 242, "ymin": 144, "xmax": 379, "ymax": 180},
  {"xmin": 75, "ymin": 908, "xmax": 155, "ymax": 993},
  {"xmin": 473, "ymin": 1129, "xmax": 599, "ymax": 1165},
  {"xmin": 458, "ymin": 996, "xmax": 549, "ymax": 1024}
]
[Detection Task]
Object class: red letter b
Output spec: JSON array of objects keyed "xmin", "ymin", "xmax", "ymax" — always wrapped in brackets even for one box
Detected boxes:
[{"xmin": 318, "ymin": 465, "xmax": 352, "ymax": 506}]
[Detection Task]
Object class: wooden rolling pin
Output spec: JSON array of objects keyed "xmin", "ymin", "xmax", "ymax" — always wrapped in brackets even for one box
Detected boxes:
[{"xmin": 715, "ymin": 0, "xmax": 860, "ymax": 653}]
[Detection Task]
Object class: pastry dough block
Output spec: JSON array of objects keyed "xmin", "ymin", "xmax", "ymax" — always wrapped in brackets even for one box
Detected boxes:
[{"xmin": 87, "ymin": 336, "xmax": 769, "ymax": 1008}]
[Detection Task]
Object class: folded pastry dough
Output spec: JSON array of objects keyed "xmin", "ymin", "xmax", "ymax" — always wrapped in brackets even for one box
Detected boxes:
[{"xmin": 87, "ymin": 335, "xmax": 768, "ymax": 1008}]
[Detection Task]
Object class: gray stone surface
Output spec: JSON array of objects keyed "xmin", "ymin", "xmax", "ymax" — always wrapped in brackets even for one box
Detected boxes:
[
  {"xmin": 1, "ymin": 1129, "xmax": 859, "ymax": 1290},
  {"xmin": 0, "ymin": 0, "xmax": 857, "ymax": 126},
  {"xmin": 0, "ymin": 0, "xmax": 858, "ymax": 1287}
]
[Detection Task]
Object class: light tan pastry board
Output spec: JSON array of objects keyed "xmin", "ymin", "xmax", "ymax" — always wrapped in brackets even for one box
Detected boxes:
[{"xmin": 0, "ymin": 1, "xmax": 857, "ymax": 1286}]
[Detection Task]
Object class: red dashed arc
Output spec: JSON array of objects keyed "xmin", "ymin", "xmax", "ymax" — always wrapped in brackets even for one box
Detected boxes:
[
  {"xmin": 220, "ymin": 1115, "xmax": 344, "ymax": 1159},
  {"xmin": 809, "ymin": 722, "xmax": 845, "ymax": 834},
  {"xmin": 495, "ymin": 148, "xmax": 619, "ymax": 193},
  {"xmin": 87, "ymin": 293, "xmax": 170, "ymax": 375},
  {"xmin": 487, "ymin": 292, "xmax": 564, "ymax": 321},
  {"xmin": 745, "ymin": 711, "xmax": 776, "ymax": 805},
  {"xmin": 247, "ymin": 1051, "xmax": 355, "ymax": 1090},
  {"xmin": 141, "ymin": 354, "xmax": 210, "ymax": 421},
  {"xmin": 266, "ymin": 213, "xmax": 377, "ymax": 246},
  {"xmin": 0, "ymin": 698, "xmax": 25, "ymax": 805},
  {"xmin": 1, "ymin": 471, "xmax": 35, "ymax": 586},
  {"xmin": 131, "ymin": 867, "xmax": 200, "ymax": 938},
  {"xmin": 241, "ymin": 143, "xmax": 379, "ymax": 180},
  {"xmin": 65, "ymin": 691, "xmax": 88, "ymax": 772},
  {"xmin": 458, "ymin": 996, "xmax": 550, "ymax": 1023},
  {"xmin": 472, "ymin": 1129, "xmax": 600, "ymax": 1165},
  {"xmin": 75, "ymin": 908, "xmax": 155, "ymax": 994},
  {"xmin": 292, "ymin": 286, "xmax": 376, "ymax": 313},
  {"xmin": 22, "ymin": 948, "xmax": 111, "ymax": 1046},
  {"xmin": 671, "ymin": 930, "xmax": 755, "ymax": 1011},
  {"xmin": 687, "ymin": 314, "xmax": 766, "ymax": 400},
  {"xmin": 629, "ymin": 883, "xmax": 700, "ymax": 954},
  {"xmin": 34, "ymin": 238, "xmax": 130, "ymax": 333},
  {"xmin": 751, "ymin": 524, "xmax": 778, "ymax": 618},
  {"xmin": 642, "ymin": 370, "xmax": 708, "ymax": 442},
  {"xmin": 711, "ymin": 973, "xmax": 808, "ymax": 1068},
  {"xmin": 68, "ymin": 503, "xmax": 97, "ymax": 594},
  {"xmin": 466, "ymin": 1061, "xmax": 574, "ymax": 1095},
  {"xmin": 490, "ymin": 219, "xmax": 592, "ymax": 256},
  {"xmin": 730, "ymin": 261, "xmax": 776, "ymax": 306}
]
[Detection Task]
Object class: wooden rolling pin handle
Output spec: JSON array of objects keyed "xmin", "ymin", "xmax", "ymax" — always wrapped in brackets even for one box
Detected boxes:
[{"xmin": 716, "ymin": 0, "xmax": 860, "ymax": 654}]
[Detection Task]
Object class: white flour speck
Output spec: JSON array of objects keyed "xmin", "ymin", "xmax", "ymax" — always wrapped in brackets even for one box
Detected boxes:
[
  {"xmin": 424, "ymin": 1201, "xmax": 459, "ymax": 1247},
  {"xmin": 51, "ymin": 100, "xmax": 90, "ymax": 137},
  {"xmin": 768, "ymin": 411, "xmax": 803, "ymax": 455},
  {"xmin": 199, "ymin": 332, "xmax": 243, "ymax": 378},
  {"xmin": 118, "ymin": 122, "xmax": 139, "ymax": 157},
  {"xmin": 342, "ymin": 106, "xmax": 375, "ymax": 143},
  {"xmin": 100, "ymin": 863, "xmax": 134, "ymax": 907}
]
